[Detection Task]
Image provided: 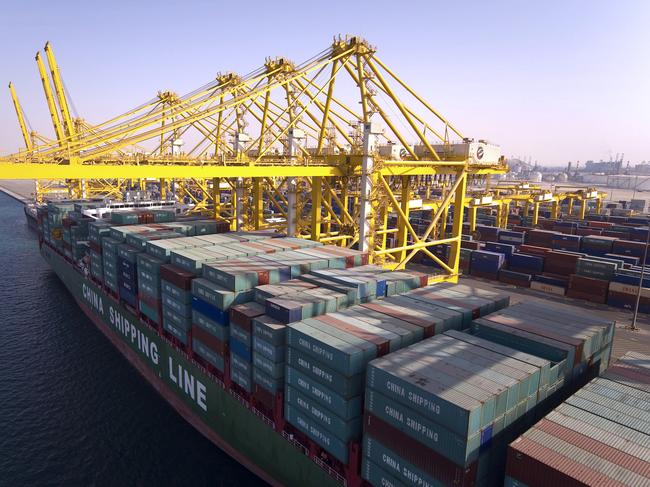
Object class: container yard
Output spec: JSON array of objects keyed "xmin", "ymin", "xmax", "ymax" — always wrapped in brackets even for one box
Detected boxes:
[{"xmin": 1, "ymin": 4, "xmax": 649, "ymax": 486}]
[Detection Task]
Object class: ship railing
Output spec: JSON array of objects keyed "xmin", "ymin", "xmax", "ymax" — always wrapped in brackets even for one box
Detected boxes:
[
  {"xmin": 281, "ymin": 431, "xmax": 309, "ymax": 455},
  {"xmin": 231, "ymin": 390, "xmax": 250, "ymax": 408},
  {"xmin": 313, "ymin": 457, "xmax": 347, "ymax": 486},
  {"xmin": 189, "ymin": 357, "xmax": 226, "ymax": 389},
  {"xmin": 250, "ymin": 406, "xmax": 275, "ymax": 428},
  {"xmin": 279, "ymin": 432, "xmax": 347, "ymax": 485}
]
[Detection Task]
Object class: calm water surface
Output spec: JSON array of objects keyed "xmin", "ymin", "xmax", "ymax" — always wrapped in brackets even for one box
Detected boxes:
[{"xmin": 0, "ymin": 192, "xmax": 266, "ymax": 486}]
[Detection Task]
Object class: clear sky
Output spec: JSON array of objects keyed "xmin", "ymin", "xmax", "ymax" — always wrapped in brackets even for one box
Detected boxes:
[{"xmin": 1, "ymin": 0, "xmax": 648, "ymax": 166}]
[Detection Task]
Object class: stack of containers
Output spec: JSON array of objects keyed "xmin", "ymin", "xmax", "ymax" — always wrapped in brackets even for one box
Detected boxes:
[
  {"xmin": 459, "ymin": 248, "xmax": 473, "ymax": 274},
  {"xmin": 498, "ymin": 268, "xmax": 532, "ymax": 288},
  {"xmin": 469, "ymin": 301, "xmax": 615, "ymax": 393},
  {"xmin": 251, "ymin": 314, "xmax": 287, "ymax": 415},
  {"xmin": 529, "ymin": 250, "xmax": 581, "ymax": 295},
  {"xmin": 162, "ymin": 234, "xmax": 250, "ymax": 347},
  {"xmin": 41, "ymin": 208, "xmax": 51, "ymax": 245},
  {"xmin": 607, "ymin": 270, "xmax": 650, "ymax": 312},
  {"xmin": 551, "ymin": 234, "xmax": 581, "ymax": 252},
  {"xmin": 604, "ymin": 253, "xmax": 639, "ymax": 266},
  {"xmin": 575, "ymin": 256, "xmax": 621, "ymax": 281},
  {"xmin": 101, "ymin": 237, "xmax": 121, "ymax": 294},
  {"xmin": 126, "ymin": 228, "xmax": 185, "ymax": 324},
  {"xmin": 229, "ymin": 302, "xmax": 266, "ymax": 394},
  {"xmin": 470, "ymin": 250, "xmax": 505, "ymax": 280},
  {"xmin": 628, "ymin": 226, "xmax": 650, "ymax": 242},
  {"xmin": 566, "ymin": 274, "xmax": 609, "ymax": 303},
  {"xmin": 508, "ymin": 253, "xmax": 544, "ymax": 275},
  {"xmin": 482, "ymin": 242, "xmax": 533, "ymax": 288},
  {"xmin": 110, "ymin": 211, "xmax": 140, "ymax": 225},
  {"xmin": 484, "ymin": 242, "xmax": 516, "ymax": 261},
  {"xmin": 117, "ymin": 243, "xmax": 141, "ymax": 308},
  {"xmin": 137, "ymin": 252, "xmax": 166, "ymax": 325},
  {"xmin": 64, "ymin": 211, "xmax": 92, "ymax": 261},
  {"xmin": 362, "ymin": 299, "xmax": 614, "ymax": 487},
  {"xmin": 498, "ymin": 230, "xmax": 525, "ymax": 245},
  {"xmin": 612, "ymin": 239, "xmax": 649, "ymax": 264},
  {"xmin": 518, "ymin": 244, "xmax": 552, "ymax": 258},
  {"xmin": 89, "ymin": 221, "xmax": 112, "ymax": 282},
  {"xmin": 565, "ymin": 256, "xmax": 622, "ymax": 304},
  {"xmin": 189, "ymin": 236, "xmax": 325, "ymax": 381},
  {"xmin": 580, "ymin": 235, "xmax": 616, "ymax": 255},
  {"xmin": 542, "ymin": 250, "xmax": 583, "ymax": 276},
  {"xmin": 474, "ymin": 224, "xmax": 500, "ymax": 242},
  {"xmin": 284, "ymin": 309, "xmax": 405, "ymax": 465},
  {"xmin": 362, "ymin": 331, "xmax": 552, "ymax": 487},
  {"xmin": 526, "ymin": 230, "xmax": 557, "ymax": 248},
  {"xmin": 505, "ymin": 352, "xmax": 650, "ymax": 487},
  {"xmin": 161, "ymin": 263, "xmax": 195, "ymax": 345},
  {"xmin": 283, "ymin": 283, "xmax": 508, "ymax": 467},
  {"xmin": 552, "ymin": 221, "xmax": 578, "ymax": 235},
  {"xmin": 191, "ymin": 275, "xmax": 234, "ymax": 374},
  {"xmin": 47, "ymin": 201, "xmax": 75, "ymax": 253}
]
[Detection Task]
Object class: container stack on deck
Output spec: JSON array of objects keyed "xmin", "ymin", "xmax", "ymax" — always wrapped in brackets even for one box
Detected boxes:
[
  {"xmin": 505, "ymin": 351, "xmax": 650, "ymax": 487},
  {"xmin": 283, "ymin": 282, "xmax": 510, "ymax": 469},
  {"xmin": 361, "ymin": 300, "xmax": 614, "ymax": 487}
]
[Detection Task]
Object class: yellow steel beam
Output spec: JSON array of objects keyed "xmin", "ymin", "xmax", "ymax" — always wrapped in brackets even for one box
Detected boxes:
[
  {"xmin": 0, "ymin": 162, "xmax": 342, "ymax": 179},
  {"xmin": 446, "ymin": 172, "xmax": 467, "ymax": 283},
  {"xmin": 8, "ymin": 82, "xmax": 32, "ymax": 152},
  {"xmin": 253, "ymin": 178, "xmax": 263, "ymax": 229},
  {"xmin": 365, "ymin": 57, "xmax": 440, "ymax": 161},
  {"xmin": 35, "ymin": 51, "xmax": 65, "ymax": 145},
  {"xmin": 44, "ymin": 42, "xmax": 76, "ymax": 142},
  {"xmin": 397, "ymin": 175, "xmax": 410, "ymax": 262},
  {"xmin": 311, "ymin": 176, "xmax": 322, "ymax": 240}
]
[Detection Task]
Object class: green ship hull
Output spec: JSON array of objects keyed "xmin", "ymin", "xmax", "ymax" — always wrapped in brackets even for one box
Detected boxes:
[{"xmin": 41, "ymin": 244, "xmax": 342, "ymax": 487}]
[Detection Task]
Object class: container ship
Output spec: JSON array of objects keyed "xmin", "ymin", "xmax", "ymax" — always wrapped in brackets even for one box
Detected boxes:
[{"xmin": 35, "ymin": 199, "xmax": 622, "ymax": 487}]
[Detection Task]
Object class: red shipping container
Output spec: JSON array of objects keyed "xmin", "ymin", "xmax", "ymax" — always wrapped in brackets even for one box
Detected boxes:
[
  {"xmin": 160, "ymin": 264, "xmax": 194, "ymax": 290},
  {"xmin": 576, "ymin": 227, "xmax": 601, "ymax": 236},
  {"xmin": 519, "ymin": 244, "xmax": 553, "ymax": 257},
  {"xmin": 527, "ymin": 230, "xmax": 557, "ymax": 248},
  {"xmin": 470, "ymin": 269, "xmax": 499, "ymax": 280},
  {"xmin": 567, "ymin": 275, "xmax": 608, "ymax": 303},
  {"xmin": 192, "ymin": 325, "xmax": 227, "ymax": 356},
  {"xmin": 89, "ymin": 241, "xmax": 102, "ymax": 253},
  {"xmin": 252, "ymin": 384, "xmax": 276, "ymax": 411},
  {"xmin": 230, "ymin": 302, "xmax": 266, "ymax": 333},
  {"xmin": 543, "ymin": 251, "xmax": 581, "ymax": 276},
  {"xmin": 364, "ymin": 412, "xmax": 478, "ymax": 487},
  {"xmin": 506, "ymin": 437, "xmax": 611, "ymax": 487},
  {"xmin": 499, "ymin": 273, "xmax": 531, "ymax": 288},
  {"xmin": 538, "ymin": 220, "xmax": 555, "ymax": 230},
  {"xmin": 588, "ymin": 221, "xmax": 614, "ymax": 229},
  {"xmin": 461, "ymin": 240, "xmax": 481, "ymax": 250}
]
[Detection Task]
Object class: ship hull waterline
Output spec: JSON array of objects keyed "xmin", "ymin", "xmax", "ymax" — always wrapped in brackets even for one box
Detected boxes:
[{"xmin": 41, "ymin": 244, "xmax": 340, "ymax": 487}]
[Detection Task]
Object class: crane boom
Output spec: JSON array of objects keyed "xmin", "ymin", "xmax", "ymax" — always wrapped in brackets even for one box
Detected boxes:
[
  {"xmin": 35, "ymin": 51, "xmax": 65, "ymax": 145},
  {"xmin": 8, "ymin": 82, "xmax": 33, "ymax": 151},
  {"xmin": 44, "ymin": 42, "xmax": 76, "ymax": 141}
]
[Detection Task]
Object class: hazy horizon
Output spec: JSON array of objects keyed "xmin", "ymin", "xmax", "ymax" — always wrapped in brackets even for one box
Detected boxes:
[{"xmin": 1, "ymin": 0, "xmax": 648, "ymax": 166}]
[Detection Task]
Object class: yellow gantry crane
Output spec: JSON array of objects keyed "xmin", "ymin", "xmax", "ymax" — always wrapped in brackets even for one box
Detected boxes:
[
  {"xmin": 2, "ymin": 36, "xmax": 508, "ymax": 280},
  {"xmin": 462, "ymin": 182, "xmax": 607, "ymax": 232}
]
